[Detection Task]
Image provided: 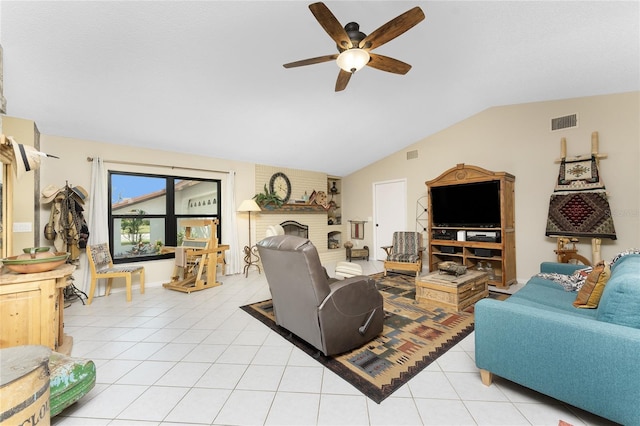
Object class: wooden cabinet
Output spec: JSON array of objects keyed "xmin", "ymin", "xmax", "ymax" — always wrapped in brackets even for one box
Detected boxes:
[
  {"xmin": 426, "ymin": 164, "xmax": 516, "ymax": 288},
  {"xmin": 0, "ymin": 264, "xmax": 74, "ymax": 354}
]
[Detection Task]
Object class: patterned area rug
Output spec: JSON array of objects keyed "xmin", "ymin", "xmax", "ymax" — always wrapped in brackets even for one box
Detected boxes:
[{"xmin": 240, "ymin": 272, "xmax": 495, "ymax": 403}]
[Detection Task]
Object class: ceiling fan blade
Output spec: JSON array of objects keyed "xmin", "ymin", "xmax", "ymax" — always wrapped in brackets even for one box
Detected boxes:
[
  {"xmin": 367, "ymin": 53, "xmax": 412, "ymax": 75},
  {"xmin": 309, "ymin": 2, "xmax": 352, "ymax": 50},
  {"xmin": 283, "ymin": 54, "xmax": 338, "ymax": 68},
  {"xmin": 359, "ymin": 6, "xmax": 425, "ymax": 50},
  {"xmin": 335, "ymin": 69, "xmax": 352, "ymax": 92}
]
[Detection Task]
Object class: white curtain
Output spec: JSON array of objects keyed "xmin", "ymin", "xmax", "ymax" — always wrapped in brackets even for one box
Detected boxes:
[
  {"xmin": 222, "ymin": 170, "xmax": 241, "ymax": 274},
  {"xmin": 81, "ymin": 157, "xmax": 109, "ymax": 296}
]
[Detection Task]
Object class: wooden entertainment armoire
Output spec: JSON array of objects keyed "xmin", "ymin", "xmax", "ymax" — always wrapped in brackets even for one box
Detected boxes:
[{"xmin": 426, "ymin": 164, "xmax": 516, "ymax": 288}]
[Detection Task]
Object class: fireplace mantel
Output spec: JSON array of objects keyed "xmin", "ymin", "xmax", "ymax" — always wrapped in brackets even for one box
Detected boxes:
[{"xmin": 259, "ymin": 204, "xmax": 327, "ymax": 214}]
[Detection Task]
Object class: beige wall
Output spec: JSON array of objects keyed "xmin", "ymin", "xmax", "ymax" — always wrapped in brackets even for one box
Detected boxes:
[
  {"xmin": 343, "ymin": 92, "xmax": 640, "ymax": 282},
  {"xmin": 255, "ymin": 164, "xmax": 327, "ymax": 202}
]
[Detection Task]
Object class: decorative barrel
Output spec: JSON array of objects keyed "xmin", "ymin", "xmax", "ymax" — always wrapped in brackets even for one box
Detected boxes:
[{"xmin": 0, "ymin": 345, "xmax": 52, "ymax": 426}]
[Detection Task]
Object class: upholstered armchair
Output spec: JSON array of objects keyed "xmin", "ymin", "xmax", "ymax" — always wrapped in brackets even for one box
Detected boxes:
[
  {"xmin": 257, "ymin": 235, "xmax": 384, "ymax": 356},
  {"xmin": 381, "ymin": 231, "xmax": 423, "ymax": 276}
]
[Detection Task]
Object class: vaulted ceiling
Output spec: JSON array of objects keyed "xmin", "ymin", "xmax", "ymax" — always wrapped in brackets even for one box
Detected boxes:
[{"xmin": 2, "ymin": 1, "xmax": 638, "ymax": 176}]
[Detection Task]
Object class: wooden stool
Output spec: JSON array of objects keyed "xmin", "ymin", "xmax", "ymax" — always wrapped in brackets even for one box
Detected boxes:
[{"xmin": 346, "ymin": 246, "xmax": 369, "ymax": 261}]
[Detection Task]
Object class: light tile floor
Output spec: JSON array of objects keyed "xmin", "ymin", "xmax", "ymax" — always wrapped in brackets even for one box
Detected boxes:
[{"xmin": 53, "ymin": 260, "xmax": 617, "ymax": 426}]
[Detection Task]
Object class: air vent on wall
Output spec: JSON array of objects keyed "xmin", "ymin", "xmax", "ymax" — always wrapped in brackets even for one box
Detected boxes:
[
  {"xmin": 551, "ymin": 113, "xmax": 578, "ymax": 131},
  {"xmin": 406, "ymin": 150, "xmax": 418, "ymax": 160}
]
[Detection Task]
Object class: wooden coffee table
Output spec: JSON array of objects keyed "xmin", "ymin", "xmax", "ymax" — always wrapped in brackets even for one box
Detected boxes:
[{"xmin": 415, "ymin": 269, "xmax": 489, "ymax": 311}]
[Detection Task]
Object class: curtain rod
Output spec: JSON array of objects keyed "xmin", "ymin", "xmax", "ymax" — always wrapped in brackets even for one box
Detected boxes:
[{"xmin": 86, "ymin": 157, "xmax": 229, "ymax": 174}]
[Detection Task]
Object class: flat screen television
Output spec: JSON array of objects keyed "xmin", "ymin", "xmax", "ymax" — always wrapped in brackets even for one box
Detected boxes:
[{"xmin": 430, "ymin": 180, "xmax": 501, "ymax": 228}]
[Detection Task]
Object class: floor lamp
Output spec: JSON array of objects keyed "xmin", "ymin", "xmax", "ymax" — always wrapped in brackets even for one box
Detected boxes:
[{"xmin": 238, "ymin": 199, "xmax": 261, "ymax": 277}]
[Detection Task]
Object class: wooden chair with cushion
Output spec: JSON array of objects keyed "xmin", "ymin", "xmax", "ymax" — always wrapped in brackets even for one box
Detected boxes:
[
  {"xmin": 86, "ymin": 243, "xmax": 145, "ymax": 304},
  {"xmin": 381, "ymin": 231, "xmax": 423, "ymax": 277}
]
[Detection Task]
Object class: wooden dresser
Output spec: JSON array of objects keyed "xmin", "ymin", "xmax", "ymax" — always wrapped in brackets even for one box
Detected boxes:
[{"xmin": 0, "ymin": 264, "xmax": 74, "ymax": 354}]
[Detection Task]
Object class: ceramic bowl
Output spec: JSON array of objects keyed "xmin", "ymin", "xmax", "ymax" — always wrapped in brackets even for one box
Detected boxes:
[{"xmin": 2, "ymin": 252, "xmax": 70, "ymax": 274}]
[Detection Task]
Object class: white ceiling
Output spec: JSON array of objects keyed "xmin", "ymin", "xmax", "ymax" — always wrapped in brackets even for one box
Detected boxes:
[{"xmin": 2, "ymin": 1, "xmax": 638, "ymax": 176}]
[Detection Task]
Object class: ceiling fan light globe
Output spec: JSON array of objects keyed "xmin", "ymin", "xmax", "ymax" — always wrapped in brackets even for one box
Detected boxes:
[{"xmin": 336, "ymin": 49, "xmax": 370, "ymax": 73}]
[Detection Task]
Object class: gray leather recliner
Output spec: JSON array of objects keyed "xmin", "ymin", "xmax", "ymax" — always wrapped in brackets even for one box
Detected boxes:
[{"xmin": 257, "ymin": 235, "xmax": 384, "ymax": 356}]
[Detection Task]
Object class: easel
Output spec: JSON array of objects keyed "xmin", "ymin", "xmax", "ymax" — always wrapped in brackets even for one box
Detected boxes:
[
  {"xmin": 553, "ymin": 131, "xmax": 608, "ymax": 266},
  {"xmin": 162, "ymin": 219, "xmax": 229, "ymax": 293}
]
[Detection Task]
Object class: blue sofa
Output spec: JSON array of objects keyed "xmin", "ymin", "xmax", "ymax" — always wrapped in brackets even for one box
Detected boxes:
[{"xmin": 475, "ymin": 254, "xmax": 640, "ymax": 425}]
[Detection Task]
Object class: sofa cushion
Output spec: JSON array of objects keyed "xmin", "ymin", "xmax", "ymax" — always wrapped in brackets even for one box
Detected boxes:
[
  {"xmin": 573, "ymin": 261, "xmax": 610, "ymax": 308},
  {"xmin": 597, "ymin": 254, "xmax": 640, "ymax": 328},
  {"xmin": 506, "ymin": 294, "xmax": 599, "ymax": 319},
  {"xmin": 540, "ymin": 262, "xmax": 585, "ymax": 275},
  {"xmin": 507, "ymin": 276, "xmax": 597, "ymax": 319}
]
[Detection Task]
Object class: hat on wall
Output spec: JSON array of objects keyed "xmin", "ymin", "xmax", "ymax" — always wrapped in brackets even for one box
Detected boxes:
[
  {"xmin": 9, "ymin": 136, "xmax": 59, "ymax": 180},
  {"xmin": 10, "ymin": 136, "xmax": 42, "ymax": 180},
  {"xmin": 71, "ymin": 185, "xmax": 89, "ymax": 204},
  {"xmin": 41, "ymin": 184, "xmax": 63, "ymax": 203}
]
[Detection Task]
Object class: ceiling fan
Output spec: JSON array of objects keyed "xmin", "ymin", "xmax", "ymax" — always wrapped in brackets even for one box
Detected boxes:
[{"xmin": 283, "ymin": 2, "xmax": 425, "ymax": 92}]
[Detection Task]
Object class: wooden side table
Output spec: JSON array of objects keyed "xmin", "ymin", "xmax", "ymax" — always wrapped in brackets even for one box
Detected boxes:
[{"xmin": 415, "ymin": 269, "xmax": 488, "ymax": 311}]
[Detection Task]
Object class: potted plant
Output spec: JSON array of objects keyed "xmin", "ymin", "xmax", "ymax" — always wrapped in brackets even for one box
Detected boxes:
[{"xmin": 253, "ymin": 184, "xmax": 284, "ymax": 208}]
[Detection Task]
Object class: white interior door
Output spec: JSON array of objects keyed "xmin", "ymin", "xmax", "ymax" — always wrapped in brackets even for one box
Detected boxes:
[{"xmin": 373, "ymin": 179, "xmax": 407, "ymax": 261}]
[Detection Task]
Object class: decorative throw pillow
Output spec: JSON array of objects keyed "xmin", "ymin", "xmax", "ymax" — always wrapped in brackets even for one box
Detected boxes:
[
  {"xmin": 536, "ymin": 266, "xmax": 592, "ymax": 292},
  {"xmin": 570, "ymin": 266, "xmax": 592, "ymax": 291},
  {"xmin": 573, "ymin": 261, "xmax": 610, "ymax": 308}
]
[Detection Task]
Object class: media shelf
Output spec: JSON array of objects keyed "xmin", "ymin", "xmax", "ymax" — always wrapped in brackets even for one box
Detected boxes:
[{"xmin": 426, "ymin": 164, "xmax": 516, "ymax": 288}]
